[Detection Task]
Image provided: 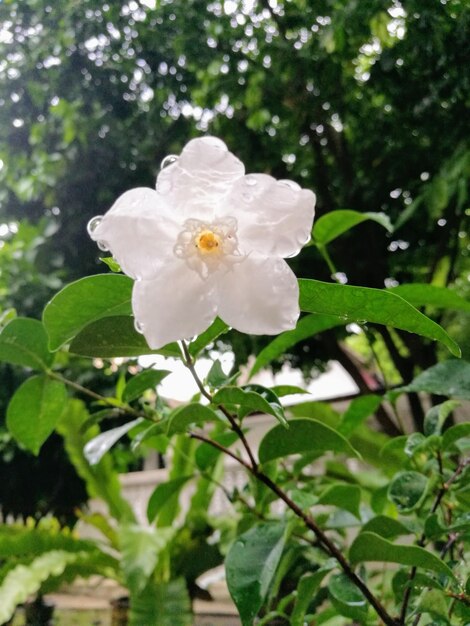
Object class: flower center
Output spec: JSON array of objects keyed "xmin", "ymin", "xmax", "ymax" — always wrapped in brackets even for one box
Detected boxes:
[
  {"xmin": 196, "ymin": 230, "xmax": 221, "ymax": 254},
  {"xmin": 174, "ymin": 217, "xmax": 241, "ymax": 278}
]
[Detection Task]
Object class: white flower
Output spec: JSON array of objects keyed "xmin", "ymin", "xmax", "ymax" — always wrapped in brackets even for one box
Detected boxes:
[{"xmin": 88, "ymin": 137, "xmax": 316, "ymax": 349}]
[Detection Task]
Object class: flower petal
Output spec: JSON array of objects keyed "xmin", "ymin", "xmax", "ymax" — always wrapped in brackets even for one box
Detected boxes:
[
  {"xmin": 156, "ymin": 137, "xmax": 245, "ymax": 221},
  {"xmin": 216, "ymin": 256, "xmax": 299, "ymax": 335},
  {"xmin": 90, "ymin": 188, "xmax": 180, "ymax": 280},
  {"xmin": 221, "ymin": 174, "xmax": 316, "ymax": 258},
  {"xmin": 132, "ymin": 261, "xmax": 218, "ymax": 349}
]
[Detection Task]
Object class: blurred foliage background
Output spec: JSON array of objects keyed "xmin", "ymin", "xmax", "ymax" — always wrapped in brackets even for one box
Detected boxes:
[{"xmin": 0, "ymin": 0, "xmax": 468, "ymax": 519}]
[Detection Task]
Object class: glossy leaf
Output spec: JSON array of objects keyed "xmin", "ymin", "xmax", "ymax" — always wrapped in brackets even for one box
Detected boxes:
[
  {"xmin": 166, "ymin": 403, "xmax": 221, "ymax": 436},
  {"xmin": 84, "ymin": 418, "xmax": 144, "ymax": 465},
  {"xmin": 423, "ymin": 400, "xmax": 460, "ymax": 436},
  {"xmin": 389, "ymin": 283, "xmax": 470, "ymax": 312},
  {"xmin": 213, "ymin": 386, "xmax": 287, "ymax": 426},
  {"xmin": 249, "ymin": 313, "xmax": 344, "ymax": 377},
  {"xmin": 188, "ymin": 317, "xmax": 229, "ymax": 357},
  {"xmin": 271, "ymin": 385, "xmax": 309, "ymax": 397},
  {"xmin": 328, "ymin": 573, "xmax": 368, "ymax": 621},
  {"xmin": 147, "ymin": 476, "xmax": 192, "ymax": 524},
  {"xmin": 69, "ymin": 316, "xmax": 180, "ymax": 358},
  {"xmin": 388, "ymin": 471, "xmax": 428, "ymax": 512},
  {"xmin": 43, "ymin": 274, "xmax": 133, "ymax": 350},
  {"xmin": 0, "ymin": 317, "xmax": 53, "ymax": 370},
  {"xmin": 123, "ymin": 369, "xmax": 171, "ymax": 403},
  {"xmin": 298, "ymin": 279, "xmax": 460, "ymax": 357},
  {"xmin": 398, "ymin": 360, "xmax": 470, "ymax": 400},
  {"xmin": 259, "ymin": 419, "xmax": 359, "ymax": 464},
  {"xmin": 119, "ymin": 524, "xmax": 175, "ymax": 594},
  {"xmin": 312, "ymin": 209, "xmax": 392, "ymax": 246},
  {"xmin": 350, "ymin": 532, "xmax": 455, "ymax": 578},
  {"xmin": 338, "ymin": 394, "xmax": 382, "ymax": 438},
  {"xmin": 361, "ymin": 515, "xmax": 413, "ymax": 539},
  {"xmin": 290, "ymin": 561, "xmax": 336, "ymax": 626},
  {"xmin": 442, "ymin": 422, "xmax": 470, "ymax": 450},
  {"xmin": 225, "ymin": 523, "xmax": 286, "ymax": 626},
  {"xmin": 6, "ymin": 375, "xmax": 67, "ymax": 455}
]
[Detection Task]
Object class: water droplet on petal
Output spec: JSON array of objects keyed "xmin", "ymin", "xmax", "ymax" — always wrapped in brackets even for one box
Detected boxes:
[
  {"xmin": 278, "ymin": 179, "xmax": 300, "ymax": 190},
  {"xmin": 245, "ymin": 175, "xmax": 258, "ymax": 186},
  {"xmin": 97, "ymin": 240, "xmax": 109, "ymax": 252},
  {"xmin": 87, "ymin": 215, "xmax": 104, "ymax": 236},
  {"xmin": 160, "ymin": 154, "xmax": 179, "ymax": 169},
  {"xmin": 242, "ymin": 192, "xmax": 253, "ymax": 202},
  {"xmin": 134, "ymin": 319, "xmax": 144, "ymax": 334}
]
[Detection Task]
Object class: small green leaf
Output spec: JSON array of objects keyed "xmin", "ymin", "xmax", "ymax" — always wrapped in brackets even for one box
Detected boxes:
[
  {"xmin": 388, "ymin": 471, "xmax": 428, "ymax": 512},
  {"xmin": 195, "ymin": 432, "xmax": 238, "ymax": 470},
  {"xmin": 213, "ymin": 386, "xmax": 287, "ymax": 426},
  {"xmin": 312, "ymin": 209, "xmax": 392, "ymax": 246},
  {"xmin": 318, "ymin": 484, "xmax": 362, "ymax": 519},
  {"xmin": 424, "ymin": 400, "xmax": 460, "ymax": 436},
  {"xmin": 399, "ymin": 360, "xmax": 470, "ymax": 400},
  {"xmin": 225, "ymin": 523, "xmax": 287, "ymax": 626},
  {"xmin": 188, "ymin": 317, "xmax": 229, "ymax": 357},
  {"xmin": 123, "ymin": 369, "xmax": 171, "ymax": 403},
  {"xmin": 84, "ymin": 418, "xmax": 144, "ymax": 465},
  {"xmin": 69, "ymin": 316, "xmax": 180, "ymax": 358},
  {"xmin": 147, "ymin": 476, "xmax": 192, "ymax": 524},
  {"xmin": 328, "ymin": 573, "xmax": 368, "ymax": 621},
  {"xmin": 43, "ymin": 274, "xmax": 133, "ymax": 350},
  {"xmin": 166, "ymin": 403, "xmax": 221, "ymax": 436},
  {"xmin": 442, "ymin": 422, "xmax": 470, "ymax": 450},
  {"xmin": 350, "ymin": 532, "xmax": 455, "ymax": 579},
  {"xmin": 389, "ymin": 284, "xmax": 470, "ymax": 312},
  {"xmin": 299, "ymin": 279, "xmax": 460, "ymax": 357},
  {"xmin": 361, "ymin": 515, "xmax": 413, "ymax": 539},
  {"xmin": 416, "ymin": 589, "xmax": 450, "ymax": 623},
  {"xmin": 119, "ymin": 524, "xmax": 175, "ymax": 594},
  {"xmin": 259, "ymin": 419, "xmax": 359, "ymax": 464},
  {"xmin": 0, "ymin": 318, "xmax": 53, "ymax": 370},
  {"xmin": 249, "ymin": 314, "xmax": 344, "ymax": 377},
  {"xmin": 100, "ymin": 256, "xmax": 122, "ymax": 272},
  {"xmin": 6, "ymin": 375, "xmax": 67, "ymax": 455},
  {"xmin": 238, "ymin": 385, "xmax": 286, "ymax": 425},
  {"xmin": 271, "ymin": 385, "xmax": 309, "ymax": 397},
  {"xmin": 206, "ymin": 359, "xmax": 232, "ymax": 389},
  {"xmin": 290, "ymin": 562, "xmax": 336, "ymax": 626},
  {"xmin": 338, "ymin": 394, "xmax": 382, "ymax": 438}
]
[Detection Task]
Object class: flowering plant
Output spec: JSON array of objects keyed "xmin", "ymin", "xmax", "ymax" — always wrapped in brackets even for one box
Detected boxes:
[{"xmin": 0, "ymin": 137, "xmax": 468, "ymax": 626}]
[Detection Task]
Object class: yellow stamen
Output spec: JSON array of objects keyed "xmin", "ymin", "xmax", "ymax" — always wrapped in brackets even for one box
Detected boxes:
[{"xmin": 196, "ymin": 230, "xmax": 221, "ymax": 254}]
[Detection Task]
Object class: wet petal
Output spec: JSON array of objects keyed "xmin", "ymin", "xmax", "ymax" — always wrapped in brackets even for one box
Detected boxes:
[
  {"xmin": 216, "ymin": 256, "xmax": 299, "ymax": 335},
  {"xmin": 132, "ymin": 261, "xmax": 218, "ymax": 349},
  {"xmin": 221, "ymin": 174, "xmax": 316, "ymax": 258},
  {"xmin": 90, "ymin": 188, "xmax": 180, "ymax": 280},
  {"xmin": 156, "ymin": 137, "xmax": 245, "ymax": 221}
]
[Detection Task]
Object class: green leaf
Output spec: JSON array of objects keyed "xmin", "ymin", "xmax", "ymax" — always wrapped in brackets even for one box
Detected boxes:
[
  {"xmin": 442, "ymin": 422, "xmax": 470, "ymax": 450},
  {"xmin": 249, "ymin": 314, "xmax": 344, "ymax": 378},
  {"xmin": 206, "ymin": 359, "xmax": 232, "ymax": 388},
  {"xmin": 166, "ymin": 403, "xmax": 221, "ymax": 436},
  {"xmin": 312, "ymin": 210, "xmax": 393, "ymax": 246},
  {"xmin": 195, "ymin": 432, "xmax": 238, "ymax": 470},
  {"xmin": 337, "ymin": 394, "xmax": 382, "ymax": 438},
  {"xmin": 318, "ymin": 484, "xmax": 362, "ymax": 519},
  {"xmin": 123, "ymin": 369, "xmax": 171, "ymax": 403},
  {"xmin": 6, "ymin": 375, "xmax": 67, "ymax": 455},
  {"xmin": 147, "ymin": 476, "xmax": 192, "ymax": 524},
  {"xmin": 84, "ymin": 418, "xmax": 144, "ymax": 465},
  {"xmin": 259, "ymin": 419, "xmax": 360, "ymax": 464},
  {"xmin": 298, "ymin": 279, "xmax": 461, "ymax": 357},
  {"xmin": 290, "ymin": 562, "xmax": 336, "ymax": 626},
  {"xmin": 328, "ymin": 573, "xmax": 368, "ymax": 621},
  {"xmin": 424, "ymin": 400, "xmax": 460, "ymax": 436},
  {"xmin": 416, "ymin": 589, "xmax": 450, "ymax": 623},
  {"xmin": 43, "ymin": 274, "xmax": 133, "ymax": 350},
  {"xmin": 119, "ymin": 525, "xmax": 175, "ymax": 594},
  {"xmin": 0, "ymin": 318, "xmax": 53, "ymax": 370},
  {"xmin": 361, "ymin": 515, "xmax": 413, "ymax": 539},
  {"xmin": 188, "ymin": 317, "xmax": 229, "ymax": 357},
  {"xmin": 388, "ymin": 471, "xmax": 428, "ymax": 512},
  {"xmin": 225, "ymin": 523, "xmax": 286, "ymax": 626},
  {"xmin": 212, "ymin": 386, "xmax": 287, "ymax": 426},
  {"xmin": 99, "ymin": 256, "xmax": 121, "ymax": 272},
  {"xmin": 128, "ymin": 578, "xmax": 192, "ymax": 626},
  {"xmin": 69, "ymin": 316, "xmax": 180, "ymax": 358},
  {"xmin": 389, "ymin": 284, "xmax": 470, "ymax": 312},
  {"xmin": 350, "ymin": 532, "xmax": 455, "ymax": 579},
  {"xmin": 398, "ymin": 360, "xmax": 470, "ymax": 400},
  {"xmin": 271, "ymin": 385, "xmax": 309, "ymax": 397},
  {"xmin": 0, "ymin": 551, "xmax": 86, "ymax": 624}
]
